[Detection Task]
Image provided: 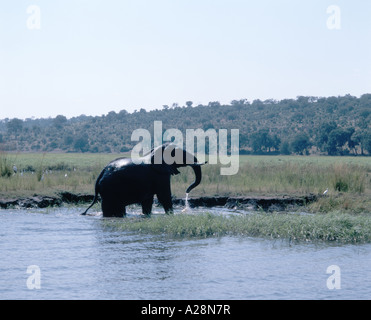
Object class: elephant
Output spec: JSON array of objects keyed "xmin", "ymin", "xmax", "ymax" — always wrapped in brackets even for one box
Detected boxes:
[{"xmin": 82, "ymin": 143, "xmax": 203, "ymax": 217}]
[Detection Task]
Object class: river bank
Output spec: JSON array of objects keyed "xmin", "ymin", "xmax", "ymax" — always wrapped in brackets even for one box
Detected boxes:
[
  {"xmin": 1, "ymin": 153, "xmax": 370, "ymax": 214},
  {"xmin": 0, "ymin": 191, "xmax": 318, "ymax": 211}
]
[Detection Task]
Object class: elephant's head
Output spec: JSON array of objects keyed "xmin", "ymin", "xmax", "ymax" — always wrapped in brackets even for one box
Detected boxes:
[{"xmin": 149, "ymin": 143, "xmax": 203, "ymax": 194}]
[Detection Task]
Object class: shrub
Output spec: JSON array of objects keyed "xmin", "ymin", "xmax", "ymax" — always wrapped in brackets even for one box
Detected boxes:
[{"xmin": 334, "ymin": 179, "xmax": 349, "ymax": 192}]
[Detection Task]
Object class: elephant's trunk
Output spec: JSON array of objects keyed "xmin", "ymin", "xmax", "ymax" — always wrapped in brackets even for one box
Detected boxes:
[{"xmin": 186, "ymin": 164, "xmax": 202, "ymax": 194}]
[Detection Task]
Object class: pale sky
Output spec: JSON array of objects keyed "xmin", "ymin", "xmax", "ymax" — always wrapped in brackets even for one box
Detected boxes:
[{"xmin": 0, "ymin": 0, "xmax": 370, "ymax": 119}]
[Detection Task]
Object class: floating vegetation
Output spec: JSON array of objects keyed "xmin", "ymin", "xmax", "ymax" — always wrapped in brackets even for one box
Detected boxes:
[{"xmin": 102, "ymin": 212, "xmax": 371, "ymax": 244}]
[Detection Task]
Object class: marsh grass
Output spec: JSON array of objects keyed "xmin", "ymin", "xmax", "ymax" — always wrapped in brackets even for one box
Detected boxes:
[
  {"xmin": 172, "ymin": 156, "xmax": 371, "ymax": 198},
  {"xmin": 0, "ymin": 152, "xmax": 13, "ymax": 178},
  {"xmin": 103, "ymin": 212, "xmax": 371, "ymax": 243},
  {"xmin": 0, "ymin": 153, "xmax": 113, "ymax": 197},
  {"xmin": 309, "ymin": 194, "xmax": 370, "ymax": 214},
  {"xmin": 0, "ymin": 153, "xmax": 370, "ymax": 213}
]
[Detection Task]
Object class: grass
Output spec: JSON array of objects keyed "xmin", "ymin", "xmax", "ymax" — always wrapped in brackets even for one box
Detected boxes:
[
  {"xmin": 0, "ymin": 152, "xmax": 370, "ymax": 213},
  {"xmin": 0, "ymin": 152, "xmax": 13, "ymax": 178},
  {"xmin": 182, "ymin": 155, "xmax": 371, "ymax": 196},
  {"xmin": 103, "ymin": 212, "xmax": 371, "ymax": 243},
  {"xmin": 1, "ymin": 152, "xmax": 370, "ymax": 243},
  {"xmin": 0, "ymin": 152, "xmax": 121, "ymax": 198}
]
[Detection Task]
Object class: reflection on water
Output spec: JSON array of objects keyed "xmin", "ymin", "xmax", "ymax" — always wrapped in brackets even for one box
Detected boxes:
[{"xmin": 0, "ymin": 207, "xmax": 370, "ymax": 300}]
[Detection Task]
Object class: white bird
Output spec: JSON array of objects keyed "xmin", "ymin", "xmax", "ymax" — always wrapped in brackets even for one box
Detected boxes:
[
  {"xmin": 323, "ymin": 188, "xmax": 329, "ymax": 195},
  {"xmin": 65, "ymin": 173, "xmax": 68, "ymax": 178},
  {"xmin": 13, "ymin": 165, "xmax": 17, "ymax": 174}
]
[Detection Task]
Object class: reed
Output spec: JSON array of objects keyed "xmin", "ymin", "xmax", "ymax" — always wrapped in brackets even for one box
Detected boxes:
[
  {"xmin": 0, "ymin": 152, "xmax": 12, "ymax": 178},
  {"xmin": 103, "ymin": 212, "xmax": 371, "ymax": 243}
]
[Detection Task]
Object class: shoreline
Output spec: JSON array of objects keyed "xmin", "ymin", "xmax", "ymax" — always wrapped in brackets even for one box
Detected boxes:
[{"xmin": 0, "ymin": 191, "xmax": 318, "ymax": 211}]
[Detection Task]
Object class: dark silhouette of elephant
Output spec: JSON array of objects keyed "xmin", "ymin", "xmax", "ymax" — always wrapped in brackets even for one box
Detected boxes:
[{"xmin": 82, "ymin": 143, "xmax": 203, "ymax": 217}]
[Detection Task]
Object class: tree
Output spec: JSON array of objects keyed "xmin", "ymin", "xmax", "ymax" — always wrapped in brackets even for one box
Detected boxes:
[
  {"xmin": 291, "ymin": 133, "xmax": 311, "ymax": 155},
  {"xmin": 324, "ymin": 96, "xmax": 339, "ymax": 113},
  {"xmin": 353, "ymin": 130, "xmax": 371, "ymax": 155},
  {"xmin": 249, "ymin": 129, "xmax": 279, "ymax": 153},
  {"xmin": 53, "ymin": 115, "xmax": 67, "ymax": 129},
  {"xmin": 347, "ymin": 132, "xmax": 358, "ymax": 155},
  {"xmin": 7, "ymin": 118, "xmax": 23, "ymax": 135},
  {"xmin": 296, "ymin": 96, "xmax": 310, "ymax": 108},
  {"xmin": 0, "ymin": 94, "xmax": 368, "ymax": 155},
  {"xmin": 208, "ymin": 101, "xmax": 221, "ymax": 108},
  {"xmin": 280, "ymin": 141, "xmax": 291, "ymax": 155},
  {"xmin": 326, "ymin": 128, "xmax": 354, "ymax": 155},
  {"xmin": 315, "ymin": 122, "xmax": 337, "ymax": 151},
  {"xmin": 32, "ymin": 125, "xmax": 42, "ymax": 136},
  {"xmin": 345, "ymin": 127, "xmax": 356, "ymax": 154},
  {"xmin": 271, "ymin": 134, "xmax": 281, "ymax": 152},
  {"xmin": 250, "ymin": 130, "xmax": 267, "ymax": 153},
  {"xmin": 186, "ymin": 101, "xmax": 193, "ymax": 108},
  {"xmin": 231, "ymin": 99, "xmax": 247, "ymax": 108},
  {"xmin": 74, "ymin": 134, "xmax": 89, "ymax": 152},
  {"xmin": 364, "ymin": 134, "xmax": 371, "ymax": 155},
  {"xmin": 63, "ymin": 135, "xmax": 74, "ymax": 147}
]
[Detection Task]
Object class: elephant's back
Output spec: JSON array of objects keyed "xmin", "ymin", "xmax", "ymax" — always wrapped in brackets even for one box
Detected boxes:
[
  {"xmin": 108, "ymin": 157, "xmax": 132, "ymax": 168},
  {"xmin": 99, "ymin": 162, "xmax": 152, "ymax": 189}
]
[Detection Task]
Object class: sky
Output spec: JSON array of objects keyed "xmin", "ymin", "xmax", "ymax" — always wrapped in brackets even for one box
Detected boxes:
[{"xmin": 0, "ymin": 0, "xmax": 370, "ymax": 119}]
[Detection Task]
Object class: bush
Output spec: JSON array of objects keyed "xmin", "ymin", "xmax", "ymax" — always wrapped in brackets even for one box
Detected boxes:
[{"xmin": 334, "ymin": 179, "xmax": 349, "ymax": 192}]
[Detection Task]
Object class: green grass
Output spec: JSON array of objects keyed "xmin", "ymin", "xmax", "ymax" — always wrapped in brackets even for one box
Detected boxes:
[
  {"xmin": 0, "ymin": 152, "xmax": 13, "ymax": 178},
  {"xmin": 0, "ymin": 152, "xmax": 370, "ymax": 213},
  {"xmin": 181, "ymin": 155, "xmax": 371, "ymax": 196},
  {"xmin": 0, "ymin": 152, "xmax": 122, "ymax": 198},
  {"xmin": 103, "ymin": 212, "xmax": 371, "ymax": 243}
]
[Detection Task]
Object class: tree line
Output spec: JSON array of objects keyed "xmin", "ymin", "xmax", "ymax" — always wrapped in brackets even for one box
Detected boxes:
[{"xmin": 0, "ymin": 94, "xmax": 370, "ymax": 155}]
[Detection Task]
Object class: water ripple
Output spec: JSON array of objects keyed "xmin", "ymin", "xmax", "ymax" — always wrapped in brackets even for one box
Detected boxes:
[{"xmin": 0, "ymin": 208, "xmax": 370, "ymax": 300}]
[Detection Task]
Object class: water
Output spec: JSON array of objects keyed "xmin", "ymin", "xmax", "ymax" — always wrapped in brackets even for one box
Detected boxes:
[
  {"xmin": 1, "ymin": 207, "xmax": 370, "ymax": 300},
  {"xmin": 181, "ymin": 193, "xmax": 191, "ymax": 213}
]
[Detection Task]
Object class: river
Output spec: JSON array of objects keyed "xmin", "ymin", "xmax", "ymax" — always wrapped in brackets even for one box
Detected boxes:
[{"xmin": 0, "ymin": 207, "xmax": 370, "ymax": 300}]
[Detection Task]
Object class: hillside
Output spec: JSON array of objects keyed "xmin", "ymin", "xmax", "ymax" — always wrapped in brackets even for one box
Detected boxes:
[{"xmin": 0, "ymin": 94, "xmax": 370, "ymax": 155}]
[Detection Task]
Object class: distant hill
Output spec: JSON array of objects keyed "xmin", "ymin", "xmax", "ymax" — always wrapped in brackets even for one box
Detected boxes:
[{"xmin": 1, "ymin": 94, "xmax": 370, "ymax": 155}]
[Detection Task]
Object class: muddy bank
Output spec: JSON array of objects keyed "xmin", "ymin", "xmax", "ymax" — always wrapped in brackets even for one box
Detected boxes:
[
  {"xmin": 0, "ymin": 192, "xmax": 95, "ymax": 209},
  {"xmin": 0, "ymin": 192, "xmax": 318, "ymax": 211}
]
